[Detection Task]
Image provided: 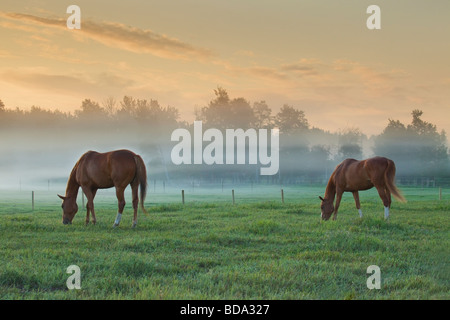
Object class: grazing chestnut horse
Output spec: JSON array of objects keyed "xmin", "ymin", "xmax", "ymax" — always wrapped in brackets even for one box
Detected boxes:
[
  {"xmin": 320, "ymin": 156, "xmax": 405, "ymax": 221},
  {"xmin": 58, "ymin": 149, "xmax": 147, "ymax": 228}
]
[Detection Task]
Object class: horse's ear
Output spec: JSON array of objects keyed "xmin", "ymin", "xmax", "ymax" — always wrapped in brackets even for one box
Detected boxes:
[
  {"xmin": 57, "ymin": 194, "xmax": 66, "ymax": 200},
  {"xmin": 319, "ymin": 196, "xmax": 324, "ymax": 201}
]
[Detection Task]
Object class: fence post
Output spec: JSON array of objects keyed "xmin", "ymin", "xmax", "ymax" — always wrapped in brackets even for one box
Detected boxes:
[
  {"xmin": 281, "ymin": 189, "xmax": 285, "ymax": 204},
  {"xmin": 232, "ymin": 189, "xmax": 235, "ymax": 205},
  {"xmin": 32, "ymin": 191, "xmax": 34, "ymax": 211},
  {"xmin": 182, "ymin": 190, "xmax": 185, "ymax": 205}
]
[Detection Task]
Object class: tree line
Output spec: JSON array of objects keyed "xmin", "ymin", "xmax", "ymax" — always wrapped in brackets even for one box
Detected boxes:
[{"xmin": 0, "ymin": 88, "xmax": 449, "ymax": 185}]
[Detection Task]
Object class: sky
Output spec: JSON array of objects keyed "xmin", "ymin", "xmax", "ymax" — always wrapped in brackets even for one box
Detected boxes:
[{"xmin": 1, "ymin": 0, "xmax": 449, "ymax": 136}]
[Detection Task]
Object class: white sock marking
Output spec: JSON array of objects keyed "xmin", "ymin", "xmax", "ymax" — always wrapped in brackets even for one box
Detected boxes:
[{"xmin": 114, "ymin": 213, "xmax": 122, "ymax": 225}]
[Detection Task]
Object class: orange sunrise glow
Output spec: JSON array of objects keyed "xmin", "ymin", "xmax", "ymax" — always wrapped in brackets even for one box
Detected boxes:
[{"xmin": 0, "ymin": 0, "xmax": 448, "ymax": 136}]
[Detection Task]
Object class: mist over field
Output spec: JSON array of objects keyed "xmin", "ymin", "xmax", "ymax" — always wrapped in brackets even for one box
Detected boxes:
[
  {"xmin": 0, "ymin": 115, "xmax": 144, "ymax": 191},
  {"xmin": 0, "ymin": 90, "xmax": 449, "ymax": 192}
]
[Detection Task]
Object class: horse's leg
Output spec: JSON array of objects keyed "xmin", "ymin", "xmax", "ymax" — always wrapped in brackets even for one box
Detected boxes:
[
  {"xmin": 333, "ymin": 190, "xmax": 343, "ymax": 220},
  {"xmin": 113, "ymin": 186, "xmax": 126, "ymax": 227},
  {"xmin": 90, "ymin": 189, "xmax": 98, "ymax": 224},
  {"xmin": 81, "ymin": 187, "xmax": 90, "ymax": 225},
  {"xmin": 131, "ymin": 183, "xmax": 139, "ymax": 228},
  {"xmin": 386, "ymin": 188, "xmax": 392, "ymax": 208},
  {"xmin": 83, "ymin": 187, "xmax": 97, "ymax": 225},
  {"xmin": 352, "ymin": 191, "xmax": 362, "ymax": 218},
  {"xmin": 385, "ymin": 187, "xmax": 392, "ymax": 219},
  {"xmin": 374, "ymin": 184, "xmax": 390, "ymax": 220}
]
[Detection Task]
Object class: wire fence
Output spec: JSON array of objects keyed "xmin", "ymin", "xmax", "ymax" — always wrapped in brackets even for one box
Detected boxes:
[{"xmin": 1, "ymin": 180, "xmax": 449, "ymax": 214}]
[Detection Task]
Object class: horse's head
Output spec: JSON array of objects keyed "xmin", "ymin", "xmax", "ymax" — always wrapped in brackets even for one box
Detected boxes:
[
  {"xmin": 319, "ymin": 196, "xmax": 334, "ymax": 220},
  {"xmin": 58, "ymin": 194, "xmax": 78, "ymax": 225}
]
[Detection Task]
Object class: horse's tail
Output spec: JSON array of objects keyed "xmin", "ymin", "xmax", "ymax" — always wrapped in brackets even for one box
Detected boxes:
[
  {"xmin": 385, "ymin": 159, "xmax": 406, "ymax": 203},
  {"xmin": 134, "ymin": 155, "xmax": 148, "ymax": 214}
]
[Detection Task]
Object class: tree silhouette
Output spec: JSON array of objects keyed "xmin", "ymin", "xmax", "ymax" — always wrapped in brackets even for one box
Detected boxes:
[
  {"xmin": 252, "ymin": 101, "xmax": 272, "ymax": 129},
  {"xmin": 197, "ymin": 87, "xmax": 255, "ymax": 129},
  {"xmin": 374, "ymin": 110, "xmax": 448, "ymax": 176},
  {"xmin": 1, "ymin": 92, "xmax": 449, "ymax": 185},
  {"xmin": 337, "ymin": 127, "xmax": 364, "ymax": 160},
  {"xmin": 118, "ymin": 95, "xmax": 137, "ymax": 118},
  {"xmin": 75, "ymin": 99, "xmax": 105, "ymax": 118},
  {"xmin": 274, "ymin": 104, "xmax": 309, "ymax": 134},
  {"xmin": 102, "ymin": 96, "xmax": 117, "ymax": 117}
]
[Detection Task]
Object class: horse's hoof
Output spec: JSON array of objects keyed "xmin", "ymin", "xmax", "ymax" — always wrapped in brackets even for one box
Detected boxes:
[
  {"xmin": 113, "ymin": 223, "xmax": 119, "ymax": 228},
  {"xmin": 131, "ymin": 222, "xmax": 137, "ymax": 228}
]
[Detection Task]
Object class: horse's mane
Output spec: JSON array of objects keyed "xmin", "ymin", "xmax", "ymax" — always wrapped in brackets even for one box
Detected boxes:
[
  {"xmin": 324, "ymin": 170, "xmax": 338, "ymax": 201},
  {"xmin": 65, "ymin": 155, "xmax": 83, "ymax": 196}
]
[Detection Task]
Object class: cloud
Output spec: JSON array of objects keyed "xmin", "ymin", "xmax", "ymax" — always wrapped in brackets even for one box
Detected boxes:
[
  {"xmin": 1, "ymin": 69, "xmax": 135, "ymax": 98},
  {"xmin": 231, "ymin": 58, "xmax": 330, "ymax": 84},
  {"xmin": 281, "ymin": 64, "xmax": 315, "ymax": 72},
  {"xmin": 333, "ymin": 59, "xmax": 409, "ymax": 82},
  {"xmin": 247, "ymin": 66, "xmax": 289, "ymax": 81},
  {"xmin": 280, "ymin": 58, "xmax": 323, "ymax": 76},
  {"xmin": 0, "ymin": 12, "xmax": 213, "ymax": 61},
  {"xmin": 234, "ymin": 50, "xmax": 255, "ymax": 57},
  {"xmin": 0, "ymin": 49, "xmax": 14, "ymax": 58}
]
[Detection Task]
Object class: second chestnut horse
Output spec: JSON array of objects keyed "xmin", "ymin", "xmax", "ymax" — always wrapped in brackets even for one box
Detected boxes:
[{"xmin": 320, "ymin": 156, "xmax": 405, "ymax": 220}]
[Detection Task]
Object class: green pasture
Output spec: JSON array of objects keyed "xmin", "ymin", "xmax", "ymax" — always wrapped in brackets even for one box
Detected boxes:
[{"xmin": 0, "ymin": 186, "xmax": 448, "ymax": 299}]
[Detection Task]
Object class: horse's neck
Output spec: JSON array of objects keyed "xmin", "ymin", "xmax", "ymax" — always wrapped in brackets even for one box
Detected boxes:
[
  {"xmin": 66, "ymin": 164, "xmax": 80, "ymax": 198},
  {"xmin": 324, "ymin": 174, "xmax": 336, "ymax": 201}
]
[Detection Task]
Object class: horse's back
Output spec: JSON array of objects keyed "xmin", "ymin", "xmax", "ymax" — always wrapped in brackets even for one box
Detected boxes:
[
  {"xmin": 335, "ymin": 157, "xmax": 393, "ymax": 191},
  {"xmin": 337, "ymin": 158, "xmax": 366, "ymax": 179},
  {"xmin": 82, "ymin": 149, "xmax": 137, "ymax": 165},
  {"xmin": 365, "ymin": 156, "xmax": 390, "ymax": 165},
  {"xmin": 341, "ymin": 157, "xmax": 391, "ymax": 171},
  {"xmin": 77, "ymin": 150, "xmax": 139, "ymax": 188},
  {"xmin": 109, "ymin": 149, "xmax": 137, "ymax": 163},
  {"xmin": 363, "ymin": 156, "xmax": 391, "ymax": 174}
]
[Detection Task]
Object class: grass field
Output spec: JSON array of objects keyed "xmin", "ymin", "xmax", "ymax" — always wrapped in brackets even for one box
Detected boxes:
[{"xmin": 0, "ymin": 185, "xmax": 448, "ymax": 299}]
